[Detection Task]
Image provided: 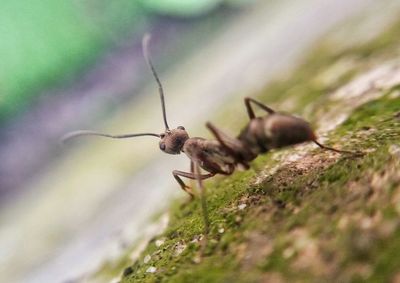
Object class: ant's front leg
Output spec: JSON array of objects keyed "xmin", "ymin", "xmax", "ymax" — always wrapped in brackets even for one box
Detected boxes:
[
  {"xmin": 172, "ymin": 168, "xmax": 215, "ymax": 200},
  {"xmin": 244, "ymin": 97, "xmax": 275, "ymax": 119}
]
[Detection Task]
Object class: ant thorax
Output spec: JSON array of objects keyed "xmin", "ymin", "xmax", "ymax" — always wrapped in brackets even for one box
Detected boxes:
[{"xmin": 183, "ymin": 138, "xmax": 236, "ymax": 175}]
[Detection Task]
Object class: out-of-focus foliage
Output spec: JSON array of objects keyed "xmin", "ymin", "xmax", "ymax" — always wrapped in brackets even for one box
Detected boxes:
[
  {"xmin": 140, "ymin": 0, "xmax": 254, "ymax": 17},
  {"xmin": 0, "ymin": 0, "xmax": 145, "ymax": 122},
  {"xmin": 140, "ymin": 0, "xmax": 220, "ymax": 17},
  {"xmin": 0, "ymin": 0, "xmax": 255, "ymax": 123},
  {"xmin": 0, "ymin": 0, "xmax": 255, "ymax": 130}
]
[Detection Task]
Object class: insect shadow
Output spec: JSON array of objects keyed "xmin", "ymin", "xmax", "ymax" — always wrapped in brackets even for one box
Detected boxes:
[{"xmin": 62, "ymin": 34, "xmax": 362, "ymax": 243}]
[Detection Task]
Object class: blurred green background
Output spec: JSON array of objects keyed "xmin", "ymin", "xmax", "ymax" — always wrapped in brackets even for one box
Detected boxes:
[{"xmin": 0, "ymin": 0, "xmax": 249, "ymax": 122}]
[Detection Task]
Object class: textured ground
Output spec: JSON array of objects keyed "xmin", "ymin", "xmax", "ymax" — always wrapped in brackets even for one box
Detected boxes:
[{"xmin": 110, "ymin": 15, "xmax": 400, "ymax": 283}]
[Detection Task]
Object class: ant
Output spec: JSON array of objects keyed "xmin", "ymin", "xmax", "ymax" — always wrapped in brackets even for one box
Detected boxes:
[{"xmin": 62, "ymin": 34, "xmax": 361, "ymax": 238}]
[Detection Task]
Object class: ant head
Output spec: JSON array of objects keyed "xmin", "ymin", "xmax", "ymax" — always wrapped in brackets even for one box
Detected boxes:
[{"xmin": 159, "ymin": 126, "xmax": 189, "ymax": 154}]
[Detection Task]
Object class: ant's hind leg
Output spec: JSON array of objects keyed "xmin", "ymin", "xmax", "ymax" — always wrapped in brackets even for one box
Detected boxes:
[
  {"xmin": 244, "ymin": 97, "xmax": 275, "ymax": 119},
  {"xmin": 313, "ymin": 140, "xmax": 364, "ymax": 156}
]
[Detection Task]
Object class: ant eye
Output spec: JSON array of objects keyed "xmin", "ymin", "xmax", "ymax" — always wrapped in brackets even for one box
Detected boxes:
[
  {"xmin": 178, "ymin": 126, "xmax": 185, "ymax": 130},
  {"xmin": 159, "ymin": 143, "xmax": 166, "ymax": 151},
  {"xmin": 160, "ymin": 133, "xmax": 165, "ymax": 138}
]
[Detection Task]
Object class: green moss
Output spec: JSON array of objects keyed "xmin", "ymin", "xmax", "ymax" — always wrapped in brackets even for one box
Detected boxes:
[
  {"xmin": 341, "ymin": 95, "xmax": 400, "ymax": 129},
  {"xmin": 121, "ymin": 94, "xmax": 399, "ymax": 282}
]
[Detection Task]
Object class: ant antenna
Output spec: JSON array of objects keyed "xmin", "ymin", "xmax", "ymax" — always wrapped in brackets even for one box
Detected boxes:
[
  {"xmin": 142, "ymin": 34, "xmax": 170, "ymax": 130},
  {"xmin": 61, "ymin": 34, "xmax": 170, "ymax": 145},
  {"xmin": 61, "ymin": 130, "xmax": 160, "ymax": 144}
]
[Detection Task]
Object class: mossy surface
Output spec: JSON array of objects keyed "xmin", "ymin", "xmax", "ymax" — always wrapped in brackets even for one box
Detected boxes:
[{"xmin": 119, "ymin": 18, "xmax": 400, "ymax": 283}]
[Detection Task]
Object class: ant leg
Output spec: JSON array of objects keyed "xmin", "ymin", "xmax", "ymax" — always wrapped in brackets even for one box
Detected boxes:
[
  {"xmin": 313, "ymin": 140, "xmax": 364, "ymax": 156},
  {"xmin": 190, "ymin": 160, "xmax": 196, "ymax": 191},
  {"xmin": 206, "ymin": 122, "xmax": 251, "ymax": 169},
  {"xmin": 194, "ymin": 161, "xmax": 210, "ymax": 256},
  {"xmin": 172, "ymin": 170, "xmax": 215, "ymax": 199},
  {"xmin": 244, "ymin": 97, "xmax": 275, "ymax": 119},
  {"xmin": 173, "ymin": 171, "xmax": 195, "ymax": 199}
]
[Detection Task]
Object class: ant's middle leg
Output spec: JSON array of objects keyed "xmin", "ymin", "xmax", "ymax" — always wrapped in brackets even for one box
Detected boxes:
[
  {"xmin": 244, "ymin": 97, "xmax": 275, "ymax": 119},
  {"xmin": 206, "ymin": 122, "xmax": 251, "ymax": 169},
  {"xmin": 194, "ymin": 160, "xmax": 210, "ymax": 256}
]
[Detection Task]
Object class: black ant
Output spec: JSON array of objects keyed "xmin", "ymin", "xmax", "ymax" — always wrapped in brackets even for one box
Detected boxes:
[{"xmin": 62, "ymin": 34, "xmax": 360, "ymax": 238}]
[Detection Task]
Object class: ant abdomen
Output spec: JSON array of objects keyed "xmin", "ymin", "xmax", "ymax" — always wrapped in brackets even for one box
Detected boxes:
[{"xmin": 238, "ymin": 113, "xmax": 316, "ymax": 154}]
